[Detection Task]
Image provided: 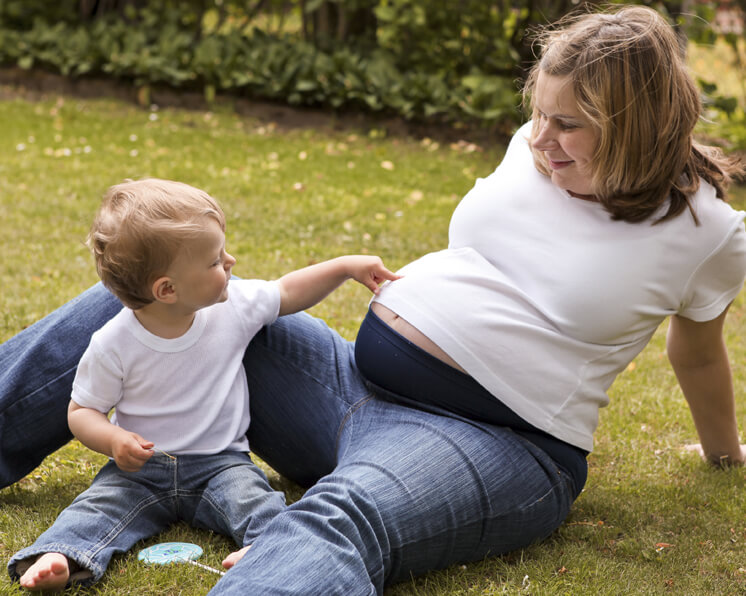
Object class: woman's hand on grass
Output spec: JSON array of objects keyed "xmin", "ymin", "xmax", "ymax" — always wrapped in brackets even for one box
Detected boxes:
[{"xmin": 683, "ymin": 443, "xmax": 746, "ymax": 468}]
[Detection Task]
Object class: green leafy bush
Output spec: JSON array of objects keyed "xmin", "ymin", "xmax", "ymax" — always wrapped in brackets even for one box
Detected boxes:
[
  {"xmin": 0, "ymin": 0, "xmax": 742, "ymax": 136},
  {"xmin": 0, "ymin": 1, "xmax": 526, "ymax": 125}
]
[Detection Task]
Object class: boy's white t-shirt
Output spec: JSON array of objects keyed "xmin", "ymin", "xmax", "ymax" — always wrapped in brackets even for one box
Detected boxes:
[
  {"xmin": 373, "ymin": 122, "xmax": 746, "ymax": 452},
  {"xmin": 72, "ymin": 279, "xmax": 281, "ymax": 454}
]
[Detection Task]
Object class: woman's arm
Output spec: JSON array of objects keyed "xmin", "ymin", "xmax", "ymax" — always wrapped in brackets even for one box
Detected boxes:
[
  {"xmin": 68, "ymin": 400, "xmax": 154, "ymax": 472},
  {"xmin": 666, "ymin": 305, "xmax": 745, "ymax": 466}
]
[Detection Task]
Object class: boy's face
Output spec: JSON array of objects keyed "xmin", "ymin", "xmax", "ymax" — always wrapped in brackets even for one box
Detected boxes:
[{"xmin": 167, "ymin": 217, "xmax": 236, "ymax": 312}]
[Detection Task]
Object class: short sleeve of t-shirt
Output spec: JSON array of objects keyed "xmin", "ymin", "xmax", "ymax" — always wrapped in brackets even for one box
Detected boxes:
[
  {"xmin": 228, "ymin": 279, "xmax": 282, "ymax": 330},
  {"xmin": 72, "ymin": 331, "xmax": 125, "ymax": 413},
  {"xmin": 679, "ymin": 216, "xmax": 746, "ymax": 322}
]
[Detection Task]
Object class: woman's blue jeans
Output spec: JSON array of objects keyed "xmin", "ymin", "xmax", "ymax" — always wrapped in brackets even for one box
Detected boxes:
[
  {"xmin": 0, "ymin": 283, "xmax": 577, "ymax": 595},
  {"xmin": 7, "ymin": 451, "xmax": 285, "ymax": 586}
]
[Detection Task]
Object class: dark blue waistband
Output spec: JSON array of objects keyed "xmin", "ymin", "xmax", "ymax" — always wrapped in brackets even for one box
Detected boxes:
[{"xmin": 354, "ymin": 307, "xmax": 587, "ymax": 498}]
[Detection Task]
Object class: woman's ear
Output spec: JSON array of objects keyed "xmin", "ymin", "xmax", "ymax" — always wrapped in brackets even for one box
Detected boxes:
[{"xmin": 151, "ymin": 276, "xmax": 177, "ymax": 304}]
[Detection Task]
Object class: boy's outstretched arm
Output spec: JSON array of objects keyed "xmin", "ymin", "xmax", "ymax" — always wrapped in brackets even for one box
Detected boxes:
[
  {"xmin": 68, "ymin": 401, "xmax": 154, "ymax": 472},
  {"xmin": 277, "ymin": 255, "xmax": 400, "ymax": 316}
]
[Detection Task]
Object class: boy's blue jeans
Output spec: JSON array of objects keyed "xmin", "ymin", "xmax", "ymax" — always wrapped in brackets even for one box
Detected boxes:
[
  {"xmin": 7, "ymin": 451, "xmax": 285, "ymax": 587},
  {"xmin": 0, "ymin": 283, "xmax": 578, "ymax": 594}
]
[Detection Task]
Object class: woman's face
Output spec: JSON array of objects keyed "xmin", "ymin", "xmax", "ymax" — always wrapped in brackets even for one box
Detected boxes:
[{"xmin": 532, "ymin": 71, "xmax": 600, "ymax": 198}]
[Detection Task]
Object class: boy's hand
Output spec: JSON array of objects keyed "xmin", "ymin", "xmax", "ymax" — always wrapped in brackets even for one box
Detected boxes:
[
  {"xmin": 346, "ymin": 256, "xmax": 401, "ymax": 294},
  {"xmin": 111, "ymin": 431, "xmax": 154, "ymax": 472}
]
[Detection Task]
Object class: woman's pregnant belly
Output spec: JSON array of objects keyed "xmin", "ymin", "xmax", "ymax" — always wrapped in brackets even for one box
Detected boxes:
[{"xmin": 369, "ymin": 302, "xmax": 467, "ymax": 373}]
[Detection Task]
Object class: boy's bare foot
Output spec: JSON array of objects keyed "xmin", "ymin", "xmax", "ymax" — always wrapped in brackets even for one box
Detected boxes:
[
  {"xmin": 222, "ymin": 545, "xmax": 251, "ymax": 570},
  {"xmin": 18, "ymin": 552, "xmax": 70, "ymax": 592}
]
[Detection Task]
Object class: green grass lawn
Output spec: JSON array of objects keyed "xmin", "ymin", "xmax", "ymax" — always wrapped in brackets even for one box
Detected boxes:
[{"xmin": 0, "ymin": 84, "xmax": 745, "ymax": 595}]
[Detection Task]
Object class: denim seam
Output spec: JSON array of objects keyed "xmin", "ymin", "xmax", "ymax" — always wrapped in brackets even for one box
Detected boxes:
[
  {"xmin": 252, "ymin": 338, "xmax": 361, "ymax": 411},
  {"xmin": 1, "ymin": 366, "xmax": 77, "ymax": 414},
  {"xmin": 177, "ymin": 487, "xmax": 239, "ymax": 544},
  {"xmin": 172, "ymin": 458, "xmax": 180, "ymax": 517},
  {"xmin": 87, "ymin": 490, "xmax": 178, "ymax": 561},
  {"xmin": 511, "ymin": 431, "xmax": 583, "ymax": 499},
  {"xmin": 334, "ymin": 393, "xmax": 376, "ymax": 460},
  {"xmin": 385, "ymin": 477, "xmax": 571, "ymax": 556}
]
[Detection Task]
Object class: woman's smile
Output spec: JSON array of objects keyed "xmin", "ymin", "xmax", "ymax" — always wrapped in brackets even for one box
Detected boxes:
[{"xmin": 547, "ymin": 158, "xmax": 574, "ymax": 169}]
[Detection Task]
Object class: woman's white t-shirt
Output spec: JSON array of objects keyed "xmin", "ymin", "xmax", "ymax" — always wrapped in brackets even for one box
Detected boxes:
[{"xmin": 373, "ymin": 122, "xmax": 746, "ymax": 451}]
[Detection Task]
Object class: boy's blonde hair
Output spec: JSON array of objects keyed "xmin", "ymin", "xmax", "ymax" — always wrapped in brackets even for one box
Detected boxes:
[
  {"xmin": 523, "ymin": 5, "xmax": 743, "ymax": 223},
  {"xmin": 87, "ymin": 178, "xmax": 226, "ymax": 309}
]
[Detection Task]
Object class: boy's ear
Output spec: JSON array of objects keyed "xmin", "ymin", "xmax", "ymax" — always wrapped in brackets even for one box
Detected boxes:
[{"xmin": 151, "ymin": 276, "xmax": 177, "ymax": 304}]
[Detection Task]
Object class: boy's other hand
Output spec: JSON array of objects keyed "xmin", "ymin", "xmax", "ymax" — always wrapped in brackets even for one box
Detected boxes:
[{"xmin": 111, "ymin": 432, "xmax": 154, "ymax": 472}]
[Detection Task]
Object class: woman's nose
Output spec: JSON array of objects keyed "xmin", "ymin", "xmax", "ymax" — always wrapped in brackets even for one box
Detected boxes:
[{"xmin": 533, "ymin": 120, "xmax": 557, "ymax": 150}]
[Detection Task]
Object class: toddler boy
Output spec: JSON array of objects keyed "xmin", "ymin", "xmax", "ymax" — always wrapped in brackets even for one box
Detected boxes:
[{"xmin": 8, "ymin": 178, "xmax": 398, "ymax": 591}]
